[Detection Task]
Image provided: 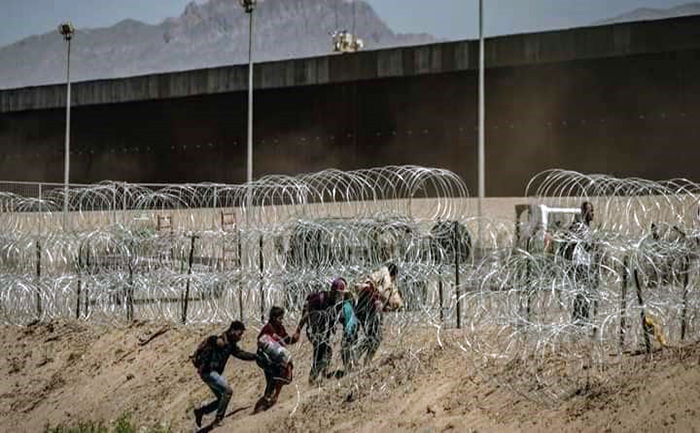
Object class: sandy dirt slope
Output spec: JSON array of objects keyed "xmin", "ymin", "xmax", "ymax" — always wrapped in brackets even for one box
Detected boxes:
[{"xmin": 1, "ymin": 320, "xmax": 700, "ymax": 432}]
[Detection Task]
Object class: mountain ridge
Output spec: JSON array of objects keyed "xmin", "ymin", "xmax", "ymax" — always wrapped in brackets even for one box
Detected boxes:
[
  {"xmin": 0, "ymin": 0, "xmax": 436, "ymax": 90},
  {"xmin": 594, "ymin": 2, "xmax": 700, "ymax": 25}
]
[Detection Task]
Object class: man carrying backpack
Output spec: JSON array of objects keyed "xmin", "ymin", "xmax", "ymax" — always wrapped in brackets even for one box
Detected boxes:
[{"xmin": 190, "ymin": 320, "xmax": 257, "ymax": 427}]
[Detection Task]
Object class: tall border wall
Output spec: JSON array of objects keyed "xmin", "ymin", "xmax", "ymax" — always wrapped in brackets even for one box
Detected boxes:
[{"xmin": 1, "ymin": 16, "xmax": 699, "ymax": 196}]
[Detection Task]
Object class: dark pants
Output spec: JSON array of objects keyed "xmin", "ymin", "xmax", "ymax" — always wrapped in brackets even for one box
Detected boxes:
[
  {"xmin": 308, "ymin": 329, "xmax": 332, "ymax": 383},
  {"xmin": 254, "ymin": 358, "xmax": 292, "ymax": 413},
  {"xmin": 199, "ymin": 371, "xmax": 233, "ymax": 420},
  {"xmin": 357, "ymin": 309, "xmax": 383, "ymax": 365}
]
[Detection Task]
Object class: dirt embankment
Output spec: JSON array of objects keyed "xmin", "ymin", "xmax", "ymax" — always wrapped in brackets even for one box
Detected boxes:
[{"xmin": 1, "ymin": 321, "xmax": 699, "ymax": 432}]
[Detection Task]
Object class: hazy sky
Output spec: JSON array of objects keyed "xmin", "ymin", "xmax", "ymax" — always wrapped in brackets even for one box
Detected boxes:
[{"xmin": 0, "ymin": 0, "xmax": 692, "ymax": 47}]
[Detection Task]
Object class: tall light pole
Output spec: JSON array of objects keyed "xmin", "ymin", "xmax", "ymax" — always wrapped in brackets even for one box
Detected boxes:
[
  {"xmin": 59, "ymin": 22, "xmax": 75, "ymax": 231},
  {"xmin": 241, "ymin": 0, "xmax": 256, "ymax": 186},
  {"xmin": 477, "ymin": 0, "xmax": 485, "ymax": 249},
  {"xmin": 240, "ymin": 0, "xmax": 256, "ymax": 211},
  {"xmin": 240, "ymin": 0, "xmax": 257, "ymax": 321}
]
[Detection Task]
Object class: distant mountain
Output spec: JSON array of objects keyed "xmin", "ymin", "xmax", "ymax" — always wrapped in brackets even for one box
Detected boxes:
[
  {"xmin": 594, "ymin": 2, "xmax": 700, "ymax": 25},
  {"xmin": 0, "ymin": 0, "xmax": 436, "ymax": 90}
]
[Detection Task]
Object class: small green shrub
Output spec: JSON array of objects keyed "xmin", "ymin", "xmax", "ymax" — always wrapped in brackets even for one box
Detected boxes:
[
  {"xmin": 43, "ymin": 419, "xmax": 108, "ymax": 433},
  {"xmin": 43, "ymin": 412, "xmax": 171, "ymax": 433},
  {"xmin": 112, "ymin": 413, "xmax": 134, "ymax": 433}
]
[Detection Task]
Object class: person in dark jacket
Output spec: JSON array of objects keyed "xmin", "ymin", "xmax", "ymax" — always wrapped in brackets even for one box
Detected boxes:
[
  {"xmin": 190, "ymin": 320, "xmax": 257, "ymax": 427},
  {"xmin": 295, "ymin": 278, "xmax": 348, "ymax": 384},
  {"xmin": 254, "ymin": 306, "xmax": 300, "ymax": 413}
]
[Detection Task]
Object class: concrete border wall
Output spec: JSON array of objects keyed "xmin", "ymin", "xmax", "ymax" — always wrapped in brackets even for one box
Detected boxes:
[{"xmin": 2, "ymin": 15, "xmax": 700, "ymax": 113}]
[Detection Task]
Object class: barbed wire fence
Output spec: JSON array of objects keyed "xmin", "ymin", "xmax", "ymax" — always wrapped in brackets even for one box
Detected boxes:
[
  {"xmin": 452, "ymin": 169, "xmax": 700, "ymax": 404},
  {"xmin": 2, "ymin": 166, "xmax": 700, "ymax": 405},
  {"xmin": 0, "ymin": 166, "xmax": 471, "ymax": 327}
]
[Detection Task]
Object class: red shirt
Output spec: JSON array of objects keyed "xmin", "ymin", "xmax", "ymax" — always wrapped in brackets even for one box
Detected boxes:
[{"xmin": 258, "ymin": 322, "xmax": 295, "ymax": 346}]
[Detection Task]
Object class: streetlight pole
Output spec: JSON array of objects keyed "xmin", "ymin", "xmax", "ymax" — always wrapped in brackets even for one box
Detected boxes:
[
  {"xmin": 477, "ymin": 0, "xmax": 485, "ymax": 249},
  {"xmin": 240, "ymin": 0, "xmax": 257, "ymax": 321},
  {"xmin": 59, "ymin": 22, "xmax": 75, "ymax": 231},
  {"xmin": 240, "ymin": 0, "xmax": 256, "ymax": 221}
]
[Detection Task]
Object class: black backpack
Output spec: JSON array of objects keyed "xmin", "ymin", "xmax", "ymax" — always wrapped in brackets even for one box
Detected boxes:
[{"xmin": 190, "ymin": 336, "xmax": 217, "ymax": 369}]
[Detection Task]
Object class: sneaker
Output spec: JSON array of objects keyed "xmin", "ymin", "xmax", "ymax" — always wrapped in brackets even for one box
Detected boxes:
[{"xmin": 194, "ymin": 408, "xmax": 203, "ymax": 428}]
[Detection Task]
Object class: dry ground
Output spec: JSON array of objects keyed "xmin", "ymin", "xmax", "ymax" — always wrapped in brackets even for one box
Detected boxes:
[{"xmin": 1, "ymin": 320, "xmax": 700, "ymax": 432}]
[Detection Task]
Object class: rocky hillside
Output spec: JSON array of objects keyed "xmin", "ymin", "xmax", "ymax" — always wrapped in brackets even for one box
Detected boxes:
[
  {"xmin": 0, "ymin": 0, "xmax": 435, "ymax": 90},
  {"xmin": 595, "ymin": 2, "xmax": 700, "ymax": 25}
]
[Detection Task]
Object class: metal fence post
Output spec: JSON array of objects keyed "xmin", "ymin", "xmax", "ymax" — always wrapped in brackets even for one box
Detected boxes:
[
  {"xmin": 77, "ymin": 244, "xmax": 82, "ymax": 319},
  {"xmin": 259, "ymin": 233, "xmax": 265, "ymax": 323},
  {"xmin": 37, "ymin": 183, "xmax": 43, "ymax": 318},
  {"xmin": 127, "ymin": 261, "xmax": 134, "ymax": 322},
  {"xmin": 619, "ymin": 255, "xmax": 628, "ymax": 349},
  {"xmin": 213, "ymin": 186, "xmax": 218, "ymax": 231},
  {"xmin": 38, "ymin": 183, "xmax": 42, "ymax": 233},
  {"xmin": 122, "ymin": 182, "xmax": 127, "ymax": 226},
  {"xmin": 85, "ymin": 242, "xmax": 90, "ymax": 316},
  {"xmin": 633, "ymin": 269, "xmax": 652, "ymax": 355},
  {"xmin": 112, "ymin": 184, "xmax": 117, "ymax": 225},
  {"xmin": 681, "ymin": 255, "xmax": 690, "ymax": 341},
  {"xmin": 35, "ymin": 240, "xmax": 42, "ymax": 317},
  {"xmin": 238, "ymin": 231, "xmax": 244, "ymax": 321},
  {"xmin": 439, "ymin": 277, "xmax": 444, "ymax": 323},
  {"xmin": 182, "ymin": 235, "xmax": 197, "ymax": 324},
  {"xmin": 454, "ymin": 221, "xmax": 461, "ymax": 329}
]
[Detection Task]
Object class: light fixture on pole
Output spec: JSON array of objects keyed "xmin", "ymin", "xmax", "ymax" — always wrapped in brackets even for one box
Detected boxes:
[
  {"xmin": 59, "ymin": 21, "xmax": 75, "ymax": 231},
  {"xmin": 240, "ymin": 0, "xmax": 256, "ymax": 13}
]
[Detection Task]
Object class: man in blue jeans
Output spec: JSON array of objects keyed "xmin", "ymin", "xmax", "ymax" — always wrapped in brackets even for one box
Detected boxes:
[{"xmin": 190, "ymin": 321, "xmax": 257, "ymax": 427}]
